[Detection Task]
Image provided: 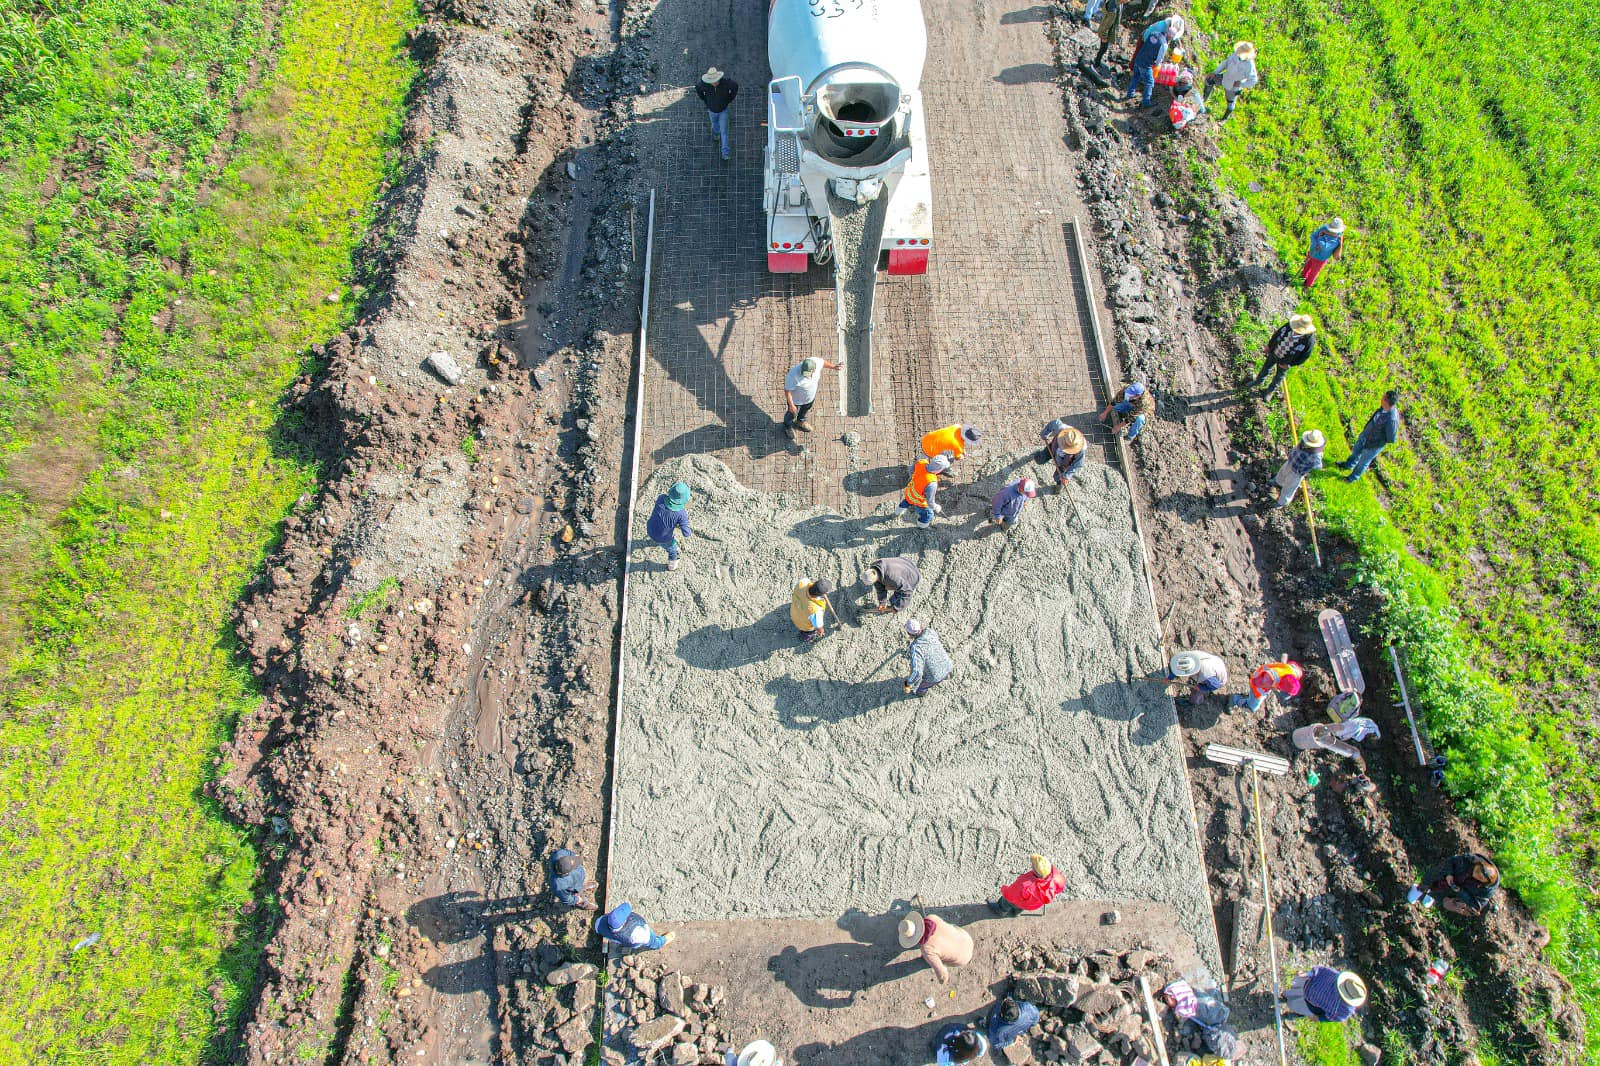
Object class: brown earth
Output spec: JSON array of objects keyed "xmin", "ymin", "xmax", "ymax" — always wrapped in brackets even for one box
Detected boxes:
[{"xmin": 212, "ymin": 0, "xmax": 1584, "ymax": 1063}]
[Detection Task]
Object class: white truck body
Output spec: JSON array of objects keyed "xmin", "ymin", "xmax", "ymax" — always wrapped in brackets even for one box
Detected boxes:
[{"xmin": 763, "ymin": 0, "xmax": 934, "ymax": 276}]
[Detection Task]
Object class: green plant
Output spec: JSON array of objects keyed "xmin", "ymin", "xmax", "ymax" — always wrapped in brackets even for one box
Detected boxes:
[
  {"xmin": 460, "ymin": 431, "xmax": 480, "ymax": 463},
  {"xmin": 0, "ymin": 0, "xmax": 418, "ymax": 1058},
  {"xmin": 1296, "ymin": 1017, "xmax": 1361, "ymax": 1066},
  {"xmin": 347, "ymin": 576, "xmax": 399, "ymax": 619}
]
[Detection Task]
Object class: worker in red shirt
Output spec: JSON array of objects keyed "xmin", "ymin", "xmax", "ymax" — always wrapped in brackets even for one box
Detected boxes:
[
  {"xmin": 987, "ymin": 854, "xmax": 1067, "ymax": 916},
  {"xmin": 1230, "ymin": 660, "xmax": 1303, "ymax": 712}
]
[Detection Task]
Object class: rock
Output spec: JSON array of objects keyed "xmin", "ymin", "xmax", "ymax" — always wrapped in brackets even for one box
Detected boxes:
[
  {"xmin": 425, "ymin": 351, "xmax": 464, "ymax": 385},
  {"xmin": 1357, "ymin": 1044, "xmax": 1382, "ymax": 1066},
  {"xmin": 1122, "ymin": 949, "xmax": 1154, "ymax": 972},
  {"xmin": 533, "ymin": 367, "xmax": 553, "ymax": 389},
  {"xmin": 546, "ymin": 962, "xmax": 596, "ymax": 987},
  {"xmin": 632, "ymin": 1016, "xmax": 686, "ymax": 1053},
  {"xmin": 1063, "ymin": 1028, "xmax": 1103, "ymax": 1064},
  {"xmin": 555, "ymin": 1015, "xmax": 592, "ymax": 1054},
  {"xmin": 1128, "ymin": 301, "xmax": 1157, "ymax": 322},
  {"xmin": 657, "ymin": 973, "xmax": 687, "ymax": 1015},
  {"xmin": 669, "ymin": 1041, "xmax": 698, "ymax": 1065},
  {"xmin": 1101, "ymin": 910, "xmax": 1121, "ymax": 925},
  {"xmin": 1013, "ymin": 972, "xmax": 1080, "ymax": 1009},
  {"xmin": 567, "ymin": 161, "xmax": 579, "ymax": 179},
  {"xmin": 601, "ymin": 1049, "xmax": 626, "ymax": 1066},
  {"xmin": 1003, "ymin": 1041, "xmax": 1035, "ymax": 1065},
  {"xmin": 1074, "ymin": 985, "xmax": 1122, "ymax": 1017}
]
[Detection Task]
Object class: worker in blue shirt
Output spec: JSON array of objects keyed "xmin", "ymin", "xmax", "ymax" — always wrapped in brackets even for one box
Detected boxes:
[
  {"xmin": 1335, "ymin": 391, "xmax": 1401, "ymax": 482},
  {"xmin": 646, "ymin": 480, "xmax": 692, "ymax": 570}
]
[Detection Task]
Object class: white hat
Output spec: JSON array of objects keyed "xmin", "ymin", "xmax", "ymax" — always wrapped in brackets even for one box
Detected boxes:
[
  {"xmin": 1235, "ymin": 41, "xmax": 1256, "ymax": 59},
  {"xmin": 927, "ymin": 455, "xmax": 951, "ymax": 474},
  {"xmin": 1337, "ymin": 972, "xmax": 1367, "ymax": 1007},
  {"xmin": 1301, "ymin": 429, "xmax": 1326, "ymax": 449},
  {"xmin": 1166, "ymin": 14, "xmax": 1185, "ymax": 38},
  {"xmin": 897, "ymin": 913, "xmax": 925, "ymax": 948},
  {"xmin": 737, "ymin": 1041, "xmax": 779, "ymax": 1066},
  {"xmin": 1327, "ymin": 216, "xmax": 1346, "ymax": 234},
  {"xmin": 702, "ymin": 67, "xmax": 724, "ymax": 84},
  {"xmin": 904, "ymin": 618, "xmax": 924, "ymax": 636},
  {"xmin": 1289, "ymin": 313, "xmax": 1315, "ymax": 335},
  {"xmin": 1169, "ymin": 651, "xmax": 1201, "ymax": 678}
]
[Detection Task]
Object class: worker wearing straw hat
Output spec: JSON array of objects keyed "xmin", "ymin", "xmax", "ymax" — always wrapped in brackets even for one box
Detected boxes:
[
  {"xmin": 1039, "ymin": 419, "xmax": 1088, "ymax": 487},
  {"xmin": 1166, "ymin": 649, "xmax": 1228, "ymax": 705},
  {"xmin": 1302, "ymin": 217, "xmax": 1346, "ymax": 288},
  {"xmin": 1274, "ymin": 429, "xmax": 1325, "ymax": 508},
  {"xmin": 724, "ymin": 1041, "xmax": 783, "ymax": 1066},
  {"xmin": 696, "ymin": 67, "xmax": 739, "ymax": 161},
  {"xmin": 1250, "ymin": 313, "xmax": 1317, "ymax": 397},
  {"xmin": 897, "ymin": 908, "xmax": 973, "ymax": 983},
  {"xmin": 1282, "ymin": 967, "xmax": 1366, "ymax": 1023},
  {"xmin": 1205, "ymin": 41, "xmax": 1258, "ymax": 118}
]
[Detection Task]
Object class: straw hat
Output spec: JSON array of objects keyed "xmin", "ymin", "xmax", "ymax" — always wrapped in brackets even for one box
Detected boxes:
[
  {"xmin": 1327, "ymin": 217, "xmax": 1346, "ymax": 234},
  {"xmin": 702, "ymin": 67, "xmax": 724, "ymax": 84},
  {"xmin": 1336, "ymin": 972, "xmax": 1368, "ymax": 1007},
  {"xmin": 897, "ymin": 913, "xmax": 926, "ymax": 949},
  {"xmin": 1057, "ymin": 426, "xmax": 1086, "ymax": 455},
  {"xmin": 1301, "ymin": 429, "xmax": 1326, "ymax": 449},
  {"xmin": 1235, "ymin": 41, "xmax": 1256, "ymax": 60},
  {"xmin": 1289, "ymin": 313, "xmax": 1315, "ymax": 335},
  {"xmin": 1030, "ymin": 854, "xmax": 1052, "ymax": 878},
  {"xmin": 1170, "ymin": 651, "xmax": 1201, "ymax": 678},
  {"xmin": 736, "ymin": 1041, "xmax": 779, "ymax": 1066}
]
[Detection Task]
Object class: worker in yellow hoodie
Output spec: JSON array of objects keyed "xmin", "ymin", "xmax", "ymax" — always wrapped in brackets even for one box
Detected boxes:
[{"xmin": 790, "ymin": 578, "xmax": 834, "ymax": 643}]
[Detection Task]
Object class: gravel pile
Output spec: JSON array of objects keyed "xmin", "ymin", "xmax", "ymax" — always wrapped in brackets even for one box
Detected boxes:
[{"xmin": 613, "ymin": 454, "xmax": 1218, "ymax": 970}]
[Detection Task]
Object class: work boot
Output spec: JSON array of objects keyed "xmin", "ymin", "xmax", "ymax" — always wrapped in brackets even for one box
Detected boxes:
[
  {"xmin": 795, "ymin": 418, "xmax": 813, "ymax": 432},
  {"xmin": 667, "ymin": 559, "xmax": 679, "ymax": 572}
]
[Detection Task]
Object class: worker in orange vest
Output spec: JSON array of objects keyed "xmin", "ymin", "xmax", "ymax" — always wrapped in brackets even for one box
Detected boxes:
[
  {"xmin": 920, "ymin": 424, "xmax": 982, "ymax": 468},
  {"xmin": 1230, "ymin": 660, "xmax": 1303, "ymax": 712},
  {"xmin": 898, "ymin": 454, "xmax": 949, "ymax": 528}
]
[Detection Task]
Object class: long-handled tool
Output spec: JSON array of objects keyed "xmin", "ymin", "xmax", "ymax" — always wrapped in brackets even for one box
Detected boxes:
[
  {"xmin": 1204, "ymin": 744, "xmax": 1289, "ymax": 1066},
  {"xmin": 1388, "ymin": 643, "xmax": 1428, "ymax": 767}
]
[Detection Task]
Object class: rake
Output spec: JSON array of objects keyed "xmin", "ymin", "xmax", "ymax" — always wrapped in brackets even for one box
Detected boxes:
[{"xmin": 1204, "ymin": 744, "xmax": 1289, "ymax": 1066}]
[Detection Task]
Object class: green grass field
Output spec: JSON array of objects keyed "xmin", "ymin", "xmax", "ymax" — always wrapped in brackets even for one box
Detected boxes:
[
  {"xmin": 0, "ymin": 0, "xmax": 415, "ymax": 1058},
  {"xmin": 1186, "ymin": 0, "xmax": 1600, "ymax": 1050}
]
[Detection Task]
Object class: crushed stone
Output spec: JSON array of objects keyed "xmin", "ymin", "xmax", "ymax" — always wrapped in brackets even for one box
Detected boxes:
[
  {"xmin": 613, "ymin": 454, "xmax": 1218, "ymax": 971},
  {"xmin": 827, "ymin": 191, "xmax": 888, "ymax": 417}
]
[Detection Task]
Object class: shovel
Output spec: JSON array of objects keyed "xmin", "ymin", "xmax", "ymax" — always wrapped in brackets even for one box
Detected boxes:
[{"xmin": 1204, "ymin": 743, "xmax": 1289, "ymax": 1066}]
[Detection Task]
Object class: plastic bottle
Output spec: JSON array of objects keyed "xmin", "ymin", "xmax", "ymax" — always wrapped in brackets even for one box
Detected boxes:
[{"xmin": 1424, "ymin": 959, "xmax": 1450, "ymax": 985}]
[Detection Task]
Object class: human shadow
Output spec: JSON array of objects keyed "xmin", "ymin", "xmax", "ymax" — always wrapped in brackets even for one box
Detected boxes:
[
  {"xmin": 766, "ymin": 675, "xmax": 905, "ymax": 730},
  {"xmin": 407, "ymin": 891, "xmax": 570, "ymax": 996},
  {"xmin": 676, "ymin": 605, "xmax": 795, "ymax": 670},
  {"xmin": 786, "ymin": 511, "xmax": 938, "ymax": 554},
  {"xmin": 765, "ymin": 902, "xmax": 962, "ymax": 1010},
  {"xmin": 843, "ymin": 463, "xmax": 907, "ymax": 499},
  {"xmin": 999, "ymin": 3, "xmax": 1051, "ymax": 23},
  {"xmin": 1174, "ymin": 387, "xmax": 1246, "ymax": 414},
  {"xmin": 1060, "ymin": 677, "xmax": 1177, "ymax": 746},
  {"xmin": 996, "ymin": 62, "xmax": 1057, "ymax": 85}
]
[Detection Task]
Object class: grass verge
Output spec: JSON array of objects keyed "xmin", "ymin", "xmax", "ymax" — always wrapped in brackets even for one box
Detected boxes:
[
  {"xmin": 1182, "ymin": 0, "xmax": 1600, "ymax": 1048},
  {"xmin": 0, "ymin": 0, "xmax": 416, "ymax": 1058}
]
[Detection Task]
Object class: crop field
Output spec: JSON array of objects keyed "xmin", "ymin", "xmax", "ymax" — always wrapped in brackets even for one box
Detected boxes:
[
  {"xmin": 0, "ymin": 0, "xmax": 415, "ymax": 1058},
  {"xmin": 1187, "ymin": 0, "xmax": 1600, "ymax": 1048}
]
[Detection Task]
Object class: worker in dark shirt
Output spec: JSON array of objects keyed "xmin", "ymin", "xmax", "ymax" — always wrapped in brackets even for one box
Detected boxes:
[
  {"xmin": 1336, "ymin": 390, "xmax": 1401, "ymax": 482},
  {"xmin": 864, "ymin": 556, "xmax": 921, "ymax": 613},
  {"xmin": 1409, "ymin": 853, "xmax": 1500, "ymax": 917},
  {"xmin": 1250, "ymin": 313, "xmax": 1317, "ymax": 396},
  {"xmin": 696, "ymin": 67, "xmax": 739, "ymax": 161},
  {"xmin": 549, "ymin": 848, "xmax": 598, "ymax": 911}
]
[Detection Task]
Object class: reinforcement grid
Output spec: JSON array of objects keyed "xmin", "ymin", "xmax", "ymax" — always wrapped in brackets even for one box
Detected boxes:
[{"xmin": 634, "ymin": 5, "xmax": 1116, "ymax": 511}]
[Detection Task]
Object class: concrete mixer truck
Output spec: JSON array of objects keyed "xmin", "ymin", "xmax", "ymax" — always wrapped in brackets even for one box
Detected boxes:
[{"xmin": 763, "ymin": 0, "xmax": 933, "ymax": 415}]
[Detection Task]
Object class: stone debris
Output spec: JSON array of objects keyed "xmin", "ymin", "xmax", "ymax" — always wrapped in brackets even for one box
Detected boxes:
[
  {"xmin": 606, "ymin": 957, "xmax": 734, "ymax": 1064},
  {"xmin": 424, "ymin": 350, "xmax": 464, "ymax": 385}
]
